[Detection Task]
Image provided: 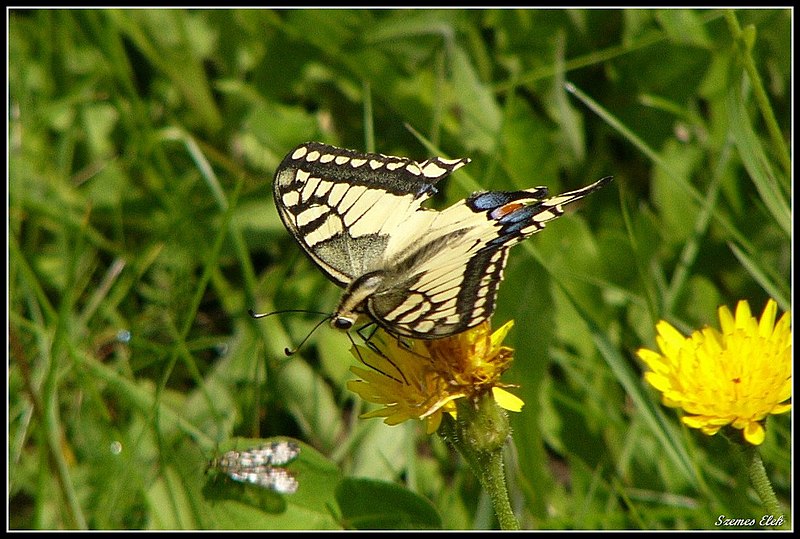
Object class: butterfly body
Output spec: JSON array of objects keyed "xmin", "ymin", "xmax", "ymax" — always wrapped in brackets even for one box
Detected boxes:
[{"xmin": 274, "ymin": 142, "xmax": 610, "ymax": 339}]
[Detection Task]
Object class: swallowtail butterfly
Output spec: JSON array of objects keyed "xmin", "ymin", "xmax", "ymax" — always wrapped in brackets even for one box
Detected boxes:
[{"xmin": 273, "ymin": 142, "xmax": 611, "ymax": 339}]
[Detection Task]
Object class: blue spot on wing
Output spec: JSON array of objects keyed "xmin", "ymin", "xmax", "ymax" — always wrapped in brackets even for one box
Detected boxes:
[
  {"xmin": 470, "ymin": 192, "xmax": 514, "ymax": 210},
  {"xmin": 467, "ymin": 188, "xmax": 549, "ymax": 212}
]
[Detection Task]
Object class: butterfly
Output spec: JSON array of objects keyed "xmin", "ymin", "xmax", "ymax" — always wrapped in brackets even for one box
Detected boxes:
[{"xmin": 273, "ymin": 141, "xmax": 611, "ymax": 340}]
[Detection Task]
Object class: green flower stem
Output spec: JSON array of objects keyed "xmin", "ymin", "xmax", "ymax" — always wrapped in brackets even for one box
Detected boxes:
[
  {"xmin": 439, "ymin": 394, "xmax": 520, "ymax": 530},
  {"xmin": 745, "ymin": 445, "xmax": 786, "ymax": 527}
]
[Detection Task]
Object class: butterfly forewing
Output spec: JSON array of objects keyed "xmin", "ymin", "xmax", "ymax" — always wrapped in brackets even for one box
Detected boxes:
[{"xmin": 273, "ymin": 142, "xmax": 470, "ymax": 287}]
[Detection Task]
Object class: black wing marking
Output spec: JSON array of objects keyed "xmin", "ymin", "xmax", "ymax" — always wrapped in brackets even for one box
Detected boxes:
[
  {"xmin": 465, "ymin": 177, "xmax": 612, "ymax": 249},
  {"xmin": 273, "ymin": 142, "xmax": 470, "ymax": 287},
  {"xmin": 364, "ymin": 176, "xmax": 612, "ymax": 338},
  {"xmin": 367, "ymin": 243, "xmax": 511, "ymax": 338}
]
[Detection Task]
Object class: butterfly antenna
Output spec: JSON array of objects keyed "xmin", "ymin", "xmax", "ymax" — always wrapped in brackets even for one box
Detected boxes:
[
  {"xmin": 248, "ymin": 308, "xmax": 330, "ymax": 319},
  {"xmin": 249, "ymin": 307, "xmax": 333, "ymax": 356},
  {"xmin": 283, "ymin": 314, "xmax": 333, "ymax": 357}
]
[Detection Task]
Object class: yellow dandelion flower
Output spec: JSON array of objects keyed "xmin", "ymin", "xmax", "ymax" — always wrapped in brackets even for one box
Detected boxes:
[
  {"xmin": 637, "ymin": 299, "xmax": 791, "ymax": 445},
  {"xmin": 347, "ymin": 321, "xmax": 524, "ymax": 434}
]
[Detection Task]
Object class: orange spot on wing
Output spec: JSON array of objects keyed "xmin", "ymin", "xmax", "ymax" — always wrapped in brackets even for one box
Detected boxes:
[{"xmin": 493, "ymin": 202, "xmax": 524, "ymax": 218}]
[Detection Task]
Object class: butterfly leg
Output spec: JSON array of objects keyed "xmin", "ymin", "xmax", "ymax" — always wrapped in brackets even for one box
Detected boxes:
[{"xmin": 346, "ymin": 329, "xmax": 409, "ymax": 385}]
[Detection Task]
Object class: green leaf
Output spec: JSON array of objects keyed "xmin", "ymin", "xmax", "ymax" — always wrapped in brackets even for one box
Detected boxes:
[
  {"xmin": 650, "ymin": 141, "xmax": 705, "ymax": 245},
  {"xmin": 200, "ymin": 437, "xmax": 343, "ymax": 530},
  {"xmin": 449, "ymin": 44, "xmax": 501, "ymax": 152},
  {"xmin": 655, "ymin": 9, "xmax": 712, "ymax": 48},
  {"xmin": 727, "ymin": 84, "xmax": 791, "ymax": 236},
  {"xmin": 336, "ymin": 477, "xmax": 442, "ymax": 530},
  {"xmin": 554, "ymin": 282, "xmax": 700, "ymax": 489},
  {"xmin": 728, "ymin": 242, "xmax": 790, "ymax": 311}
]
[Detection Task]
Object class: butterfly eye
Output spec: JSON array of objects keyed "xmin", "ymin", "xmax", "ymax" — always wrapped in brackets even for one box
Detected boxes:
[{"xmin": 332, "ymin": 317, "xmax": 354, "ymax": 330}]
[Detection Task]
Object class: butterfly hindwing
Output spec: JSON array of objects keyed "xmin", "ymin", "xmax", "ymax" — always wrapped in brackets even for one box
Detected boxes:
[
  {"xmin": 368, "ymin": 241, "xmax": 511, "ymax": 338},
  {"xmin": 362, "ymin": 180, "xmax": 611, "ymax": 338}
]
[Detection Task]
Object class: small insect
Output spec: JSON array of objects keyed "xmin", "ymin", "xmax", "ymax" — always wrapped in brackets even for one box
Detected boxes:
[{"xmin": 212, "ymin": 440, "xmax": 301, "ymax": 494}]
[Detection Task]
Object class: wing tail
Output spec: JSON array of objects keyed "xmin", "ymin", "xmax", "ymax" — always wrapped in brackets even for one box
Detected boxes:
[{"xmin": 468, "ymin": 176, "xmax": 612, "ymax": 248}]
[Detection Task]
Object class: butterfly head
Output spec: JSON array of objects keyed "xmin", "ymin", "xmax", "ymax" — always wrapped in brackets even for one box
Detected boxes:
[{"xmin": 331, "ymin": 271, "xmax": 385, "ymax": 332}]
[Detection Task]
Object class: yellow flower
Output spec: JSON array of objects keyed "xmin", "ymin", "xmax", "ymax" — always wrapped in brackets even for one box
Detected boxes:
[
  {"xmin": 346, "ymin": 321, "xmax": 524, "ymax": 434},
  {"xmin": 637, "ymin": 299, "xmax": 791, "ymax": 445}
]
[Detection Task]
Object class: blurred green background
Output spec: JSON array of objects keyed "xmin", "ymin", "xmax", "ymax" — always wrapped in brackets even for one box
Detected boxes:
[{"xmin": 8, "ymin": 8, "xmax": 791, "ymax": 530}]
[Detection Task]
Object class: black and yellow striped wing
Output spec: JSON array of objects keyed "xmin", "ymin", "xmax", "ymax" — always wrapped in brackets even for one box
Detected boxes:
[
  {"xmin": 273, "ymin": 142, "xmax": 611, "ymax": 339},
  {"xmin": 273, "ymin": 141, "xmax": 470, "ymax": 288}
]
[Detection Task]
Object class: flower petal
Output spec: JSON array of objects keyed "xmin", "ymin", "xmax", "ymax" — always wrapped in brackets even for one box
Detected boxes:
[
  {"xmin": 743, "ymin": 421, "xmax": 765, "ymax": 445},
  {"xmin": 492, "ymin": 387, "xmax": 524, "ymax": 412},
  {"xmin": 758, "ymin": 299, "xmax": 778, "ymax": 339},
  {"xmin": 347, "ymin": 321, "xmax": 518, "ymax": 432},
  {"xmin": 718, "ymin": 304, "xmax": 735, "ymax": 335},
  {"xmin": 734, "ymin": 300, "xmax": 752, "ymax": 330}
]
